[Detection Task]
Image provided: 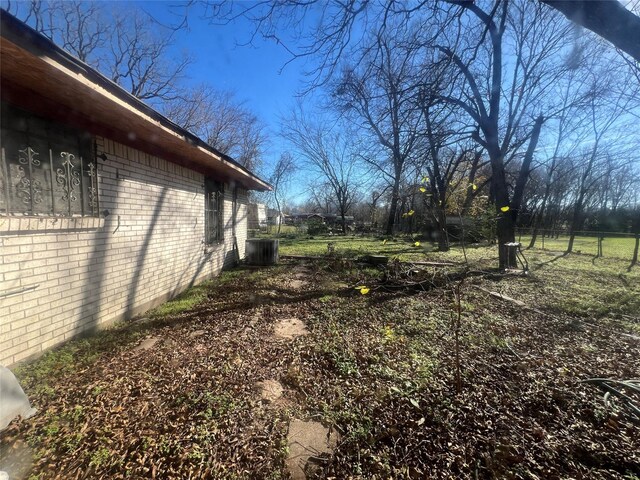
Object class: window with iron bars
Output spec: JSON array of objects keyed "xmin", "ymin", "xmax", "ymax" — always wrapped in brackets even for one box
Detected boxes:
[
  {"xmin": 204, "ymin": 178, "xmax": 224, "ymax": 244},
  {"xmin": 0, "ymin": 102, "xmax": 98, "ymax": 217}
]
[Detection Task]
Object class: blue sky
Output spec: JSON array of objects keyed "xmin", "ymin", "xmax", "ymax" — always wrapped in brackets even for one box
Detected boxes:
[
  {"xmin": 137, "ymin": 2, "xmax": 313, "ymax": 182},
  {"xmin": 6, "ymin": 1, "xmax": 636, "ymax": 207},
  {"xmin": 157, "ymin": 4, "xmax": 304, "ymax": 121}
]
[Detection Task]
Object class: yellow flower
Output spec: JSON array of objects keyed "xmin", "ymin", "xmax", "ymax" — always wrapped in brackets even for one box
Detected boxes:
[
  {"xmin": 419, "ymin": 187, "xmax": 427, "ymax": 193},
  {"xmin": 472, "ymin": 184, "xmax": 478, "ymax": 191},
  {"xmin": 383, "ymin": 325, "xmax": 395, "ymax": 340},
  {"xmin": 360, "ymin": 287, "xmax": 370, "ymax": 295},
  {"xmin": 500, "ymin": 206, "xmax": 510, "ymax": 212},
  {"xmin": 408, "ymin": 209, "xmax": 415, "ymax": 216},
  {"xmin": 414, "ymin": 241, "xmax": 421, "ymax": 247}
]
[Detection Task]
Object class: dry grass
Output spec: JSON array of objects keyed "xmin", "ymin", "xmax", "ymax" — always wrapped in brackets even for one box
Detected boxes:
[{"xmin": 2, "ymin": 243, "xmax": 639, "ymax": 479}]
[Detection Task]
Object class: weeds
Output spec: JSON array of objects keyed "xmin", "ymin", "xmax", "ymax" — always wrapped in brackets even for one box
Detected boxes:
[
  {"xmin": 149, "ymin": 282, "xmax": 211, "ymax": 317},
  {"xmin": 6, "ymin": 241, "xmax": 639, "ymax": 479}
]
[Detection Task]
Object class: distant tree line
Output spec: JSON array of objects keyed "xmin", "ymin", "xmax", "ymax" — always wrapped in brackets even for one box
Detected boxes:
[
  {"xmin": 5, "ymin": 0, "xmax": 639, "ymax": 269},
  {"xmin": 210, "ymin": 0, "xmax": 639, "ymax": 268}
]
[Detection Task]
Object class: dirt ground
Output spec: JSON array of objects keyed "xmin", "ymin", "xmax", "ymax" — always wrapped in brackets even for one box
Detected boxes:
[{"xmin": 1, "ymin": 252, "xmax": 639, "ymax": 479}]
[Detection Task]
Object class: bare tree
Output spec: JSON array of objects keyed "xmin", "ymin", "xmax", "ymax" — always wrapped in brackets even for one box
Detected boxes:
[
  {"xmin": 282, "ymin": 107, "xmax": 360, "ymax": 234},
  {"xmin": 333, "ymin": 28, "xmax": 425, "ymax": 235},
  {"xmin": 204, "ymin": 0, "xmax": 576, "ymax": 268},
  {"xmin": 108, "ymin": 10, "xmax": 191, "ymax": 103},
  {"xmin": 604, "ymin": 162, "xmax": 640, "ymax": 213},
  {"xmin": 438, "ymin": 1, "xmax": 575, "ymax": 267},
  {"xmin": 4, "ymin": 0, "xmax": 106, "ymax": 63},
  {"xmin": 6, "ymin": 1, "xmax": 191, "ymax": 104},
  {"xmin": 526, "ymin": 65, "xmax": 591, "ymax": 248},
  {"xmin": 566, "ymin": 87, "xmax": 637, "ymax": 253},
  {"xmin": 416, "ymin": 91, "xmax": 482, "ymax": 251},
  {"xmin": 57, "ymin": 1, "xmax": 108, "ymax": 63},
  {"xmin": 269, "ymin": 152, "xmax": 296, "ymax": 235},
  {"xmin": 308, "ymin": 184, "xmax": 335, "ymax": 214},
  {"xmin": 162, "ymin": 85, "xmax": 267, "ymax": 171}
]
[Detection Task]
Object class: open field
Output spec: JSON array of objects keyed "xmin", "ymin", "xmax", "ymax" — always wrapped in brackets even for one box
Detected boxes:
[
  {"xmin": 279, "ymin": 233, "xmax": 638, "ymax": 262},
  {"xmin": 279, "ymin": 235, "xmax": 430, "ymax": 261},
  {"xmin": 2, "ymin": 240, "xmax": 639, "ymax": 479},
  {"xmin": 517, "ymin": 234, "xmax": 637, "ymax": 260}
]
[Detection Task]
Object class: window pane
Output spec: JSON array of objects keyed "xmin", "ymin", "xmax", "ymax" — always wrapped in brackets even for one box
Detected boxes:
[
  {"xmin": 2, "ymin": 130, "xmax": 38, "ymax": 215},
  {"xmin": 204, "ymin": 179, "xmax": 223, "ymax": 244},
  {"xmin": 50, "ymin": 142, "xmax": 82, "ymax": 216},
  {"xmin": 79, "ymin": 135, "xmax": 98, "ymax": 216}
]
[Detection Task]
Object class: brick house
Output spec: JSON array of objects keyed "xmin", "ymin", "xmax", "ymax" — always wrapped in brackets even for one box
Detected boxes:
[{"xmin": 0, "ymin": 11, "xmax": 271, "ymax": 366}]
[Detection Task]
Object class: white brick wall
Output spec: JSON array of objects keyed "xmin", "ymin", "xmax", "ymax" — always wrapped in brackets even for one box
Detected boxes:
[{"xmin": 0, "ymin": 136, "xmax": 249, "ymax": 366}]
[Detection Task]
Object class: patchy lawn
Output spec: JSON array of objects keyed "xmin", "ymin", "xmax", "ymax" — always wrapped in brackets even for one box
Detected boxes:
[
  {"xmin": 2, "ymin": 242, "xmax": 639, "ymax": 479},
  {"xmin": 278, "ymin": 235, "xmax": 431, "ymax": 261},
  {"xmin": 516, "ymin": 234, "xmax": 637, "ymax": 261}
]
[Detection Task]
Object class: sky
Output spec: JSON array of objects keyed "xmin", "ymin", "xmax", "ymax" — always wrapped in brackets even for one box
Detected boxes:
[
  {"xmin": 152, "ymin": 4, "xmax": 303, "ymax": 121},
  {"xmin": 137, "ymin": 1, "xmax": 315, "ymax": 187},
  {"xmin": 1, "ymin": 0, "xmax": 324, "ymax": 202},
  {"xmin": 136, "ymin": 1, "xmax": 640, "ymax": 206},
  {"xmin": 3, "ymin": 1, "xmax": 637, "ymax": 208}
]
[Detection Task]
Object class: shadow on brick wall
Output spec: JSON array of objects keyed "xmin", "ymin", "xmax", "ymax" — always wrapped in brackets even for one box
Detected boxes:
[{"xmin": 123, "ymin": 186, "xmax": 169, "ymax": 320}]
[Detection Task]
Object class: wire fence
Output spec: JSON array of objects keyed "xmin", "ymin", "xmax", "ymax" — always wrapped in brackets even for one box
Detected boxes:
[{"xmin": 516, "ymin": 229, "xmax": 639, "ymax": 262}]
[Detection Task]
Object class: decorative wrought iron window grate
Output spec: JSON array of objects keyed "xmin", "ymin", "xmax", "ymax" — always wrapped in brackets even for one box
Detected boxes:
[
  {"xmin": 0, "ymin": 101, "xmax": 98, "ymax": 217},
  {"xmin": 204, "ymin": 178, "xmax": 224, "ymax": 244}
]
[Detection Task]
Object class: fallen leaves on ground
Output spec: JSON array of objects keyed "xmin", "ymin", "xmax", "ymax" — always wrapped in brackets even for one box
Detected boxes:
[{"xmin": 1, "ymin": 260, "xmax": 638, "ymax": 479}]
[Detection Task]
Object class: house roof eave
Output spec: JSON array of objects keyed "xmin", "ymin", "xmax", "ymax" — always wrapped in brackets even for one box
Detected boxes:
[{"xmin": 0, "ymin": 9, "xmax": 272, "ymax": 192}]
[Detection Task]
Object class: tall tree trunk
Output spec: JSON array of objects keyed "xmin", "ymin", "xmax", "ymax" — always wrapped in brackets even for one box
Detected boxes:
[
  {"xmin": 528, "ymin": 225, "xmax": 539, "ymax": 249},
  {"xmin": 529, "ymin": 182, "xmax": 552, "ymax": 249},
  {"xmin": 513, "ymin": 116, "xmax": 544, "ymax": 214},
  {"xmin": 385, "ymin": 175, "xmax": 401, "ymax": 236},
  {"xmin": 487, "ymin": 141, "xmax": 517, "ymax": 269},
  {"xmin": 497, "ymin": 212, "xmax": 517, "ymax": 269},
  {"xmin": 461, "ymin": 152, "xmax": 482, "ymax": 215},
  {"xmin": 567, "ymin": 209, "xmax": 579, "ymax": 253},
  {"xmin": 567, "ymin": 194, "xmax": 586, "ymax": 253},
  {"xmin": 436, "ymin": 207, "xmax": 450, "ymax": 252},
  {"xmin": 631, "ymin": 234, "xmax": 639, "ymax": 267}
]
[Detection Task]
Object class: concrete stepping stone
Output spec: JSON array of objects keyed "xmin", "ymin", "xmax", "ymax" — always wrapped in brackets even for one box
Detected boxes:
[
  {"xmin": 256, "ymin": 379, "xmax": 284, "ymax": 402},
  {"xmin": 133, "ymin": 336, "xmax": 160, "ymax": 352},
  {"xmin": 289, "ymin": 269, "xmax": 314, "ymax": 288},
  {"xmin": 286, "ymin": 419, "xmax": 339, "ymax": 480},
  {"xmin": 189, "ymin": 329, "xmax": 206, "ymax": 338},
  {"xmin": 289, "ymin": 279, "xmax": 307, "ymax": 289},
  {"xmin": 274, "ymin": 318, "xmax": 309, "ymax": 339}
]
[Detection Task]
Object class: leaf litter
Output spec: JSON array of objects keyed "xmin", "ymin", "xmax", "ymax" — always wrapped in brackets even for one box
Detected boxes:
[{"xmin": 1, "ymin": 259, "xmax": 638, "ymax": 479}]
